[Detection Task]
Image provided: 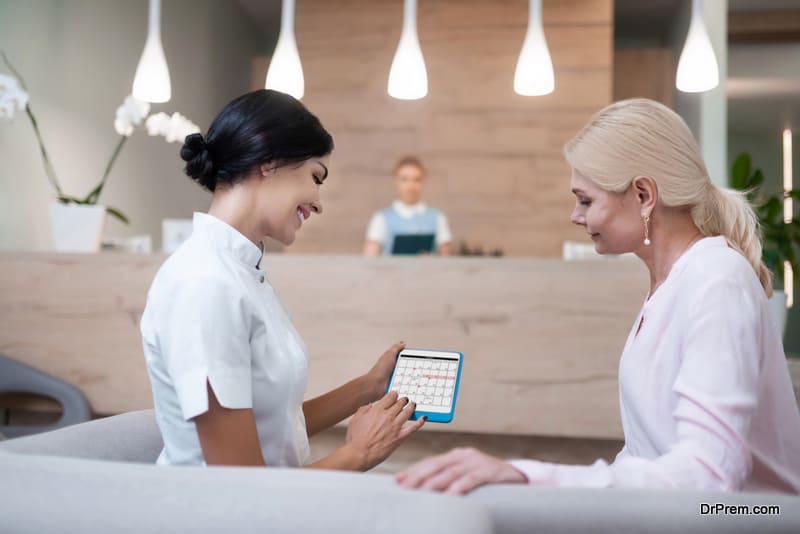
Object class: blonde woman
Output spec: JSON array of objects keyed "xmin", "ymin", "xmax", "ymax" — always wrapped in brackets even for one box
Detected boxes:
[{"xmin": 397, "ymin": 99, "xmax": 800, "ymax": 494}]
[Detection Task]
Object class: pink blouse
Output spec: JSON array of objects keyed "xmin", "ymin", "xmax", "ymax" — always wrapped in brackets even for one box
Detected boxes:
[{"xmin": 511, "ymin": 236, "xmax": 800, "ymax": 493}]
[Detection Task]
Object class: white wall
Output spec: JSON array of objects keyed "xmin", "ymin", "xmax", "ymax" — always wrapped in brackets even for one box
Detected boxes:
[{"xmin": 0, "ymin": 0, "xmax": 262, "ymax": 251}]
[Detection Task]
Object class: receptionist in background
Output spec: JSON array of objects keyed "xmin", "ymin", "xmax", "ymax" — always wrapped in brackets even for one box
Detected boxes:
[{"xmin": 363, "ymin": 156, "xmax": 453, "ymax": 256}]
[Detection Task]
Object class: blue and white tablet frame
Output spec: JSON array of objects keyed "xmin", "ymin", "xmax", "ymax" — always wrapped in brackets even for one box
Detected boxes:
[{"xmin": 386, "ymin": 348, "xmax": 463, "ymax": 423}]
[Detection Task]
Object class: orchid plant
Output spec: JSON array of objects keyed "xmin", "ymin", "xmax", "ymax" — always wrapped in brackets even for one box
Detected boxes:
[{"xmin": 0, "ymin": 51, "xmax": 200, "ymax": 224}]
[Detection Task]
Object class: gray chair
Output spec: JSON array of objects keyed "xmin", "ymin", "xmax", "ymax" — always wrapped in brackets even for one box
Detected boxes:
[{"xmin": 0, "ymin": 354, "xmax": 91, "ymax": 438}]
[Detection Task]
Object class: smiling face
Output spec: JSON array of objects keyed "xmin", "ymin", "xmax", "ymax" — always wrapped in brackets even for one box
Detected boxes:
[
  {"xmin": 394, "ymin": 163, "xmax": 425, "ymax": 205},
  {"xmin": 256, "ymin": 155, "xmax": 330, "ymax": 246},
  {"xmin": 569, "ymin": 169, "xmax": 646, "ymax": 255}
]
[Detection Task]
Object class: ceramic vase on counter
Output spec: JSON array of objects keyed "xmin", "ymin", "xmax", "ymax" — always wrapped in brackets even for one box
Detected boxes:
[{"xmin": 49, "ymin": 202, "xmax": 107, "ymax": 253}]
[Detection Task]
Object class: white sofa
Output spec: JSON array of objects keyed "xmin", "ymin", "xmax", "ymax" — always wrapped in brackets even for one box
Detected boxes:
[{"xmin": 1, "ymin": 411, "xmax": 798, "ymax": 534}]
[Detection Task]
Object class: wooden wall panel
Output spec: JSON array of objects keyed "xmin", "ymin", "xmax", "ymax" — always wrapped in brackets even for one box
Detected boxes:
[
  {"xmin": 0, "ymin": 252, "xmax": 649, "ymax": 439},
  {"xmin": 613, "ymin": 48, "xmax": 675, "ymax": 108},
  {"xmin": 251, "ymin": 0, "xmax": 613, "ymax": 256}
]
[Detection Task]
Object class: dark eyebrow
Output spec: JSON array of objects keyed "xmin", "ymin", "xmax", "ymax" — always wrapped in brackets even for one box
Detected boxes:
[
  {"xmin": 571, "ymin": 188, "xmax": 586, "ymax": 195},
  {"xmin": 318, "ymin": 161, "xmax": 329, "ymax": 180}
]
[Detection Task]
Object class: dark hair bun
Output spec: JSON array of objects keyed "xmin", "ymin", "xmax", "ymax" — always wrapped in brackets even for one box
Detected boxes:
[
  {"xmin": 181, "ymin": 133, "xmax": 216, "ymax": 190},
  {"xmin": 184, "ymin": 90, "xmax": 333, "ymax": 193}
]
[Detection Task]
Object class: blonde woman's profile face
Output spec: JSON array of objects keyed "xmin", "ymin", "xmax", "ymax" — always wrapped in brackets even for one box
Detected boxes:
[{"xmin": 569, "ymin": 169, "xmax": 644, "ymax": 254}]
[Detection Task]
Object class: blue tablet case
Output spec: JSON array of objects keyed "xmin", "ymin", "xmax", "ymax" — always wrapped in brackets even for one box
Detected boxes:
[{"xmin": 386, "ymin": 350, "xmax": 463, "ymax": 423}]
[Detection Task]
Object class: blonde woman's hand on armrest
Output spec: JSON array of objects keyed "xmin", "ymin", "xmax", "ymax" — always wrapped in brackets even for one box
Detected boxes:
[{"xmin": 396, "ymin": 447, "xmax": 527, "ymax": 495}]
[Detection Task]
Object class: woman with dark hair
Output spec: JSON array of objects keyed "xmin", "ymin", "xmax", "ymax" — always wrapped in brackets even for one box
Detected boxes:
[{"xmin": 141, "ymin": 89, "xmax": 425, "ymax": 469}]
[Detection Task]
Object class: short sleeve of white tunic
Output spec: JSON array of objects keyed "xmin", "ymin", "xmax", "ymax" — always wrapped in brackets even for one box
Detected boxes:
[
  {"xmin": 148, "ymin": 274, "xmax": 254, "ymax": 420},
  {"xmin": 141, "ymin": 212, "xmax": 310, "ymax": 467}
]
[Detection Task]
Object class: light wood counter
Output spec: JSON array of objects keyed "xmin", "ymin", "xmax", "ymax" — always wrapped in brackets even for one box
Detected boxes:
[{"xmin": 0, "ymin": 252, "xmax": 649, "ymax": 440}]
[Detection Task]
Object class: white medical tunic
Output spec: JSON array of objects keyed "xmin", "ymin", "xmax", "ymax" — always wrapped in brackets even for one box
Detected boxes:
[{"xmin": 141, "ymin": 212, "xmax": 310, "ymax": 466}]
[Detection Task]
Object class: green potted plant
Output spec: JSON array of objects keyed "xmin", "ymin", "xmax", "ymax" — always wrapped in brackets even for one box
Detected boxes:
[
  {"xmin": 1, "ymin": 51, "xmax": 199, "ymax": 252},
  {"xmin": 730, "ymin": 152, "xmax": 800, "ymax": 334}
]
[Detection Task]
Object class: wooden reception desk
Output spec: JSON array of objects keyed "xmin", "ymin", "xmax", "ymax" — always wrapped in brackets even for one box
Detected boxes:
[{"xmin": 0, "ymin": 252, "xmax": 649, "ymax": 440}]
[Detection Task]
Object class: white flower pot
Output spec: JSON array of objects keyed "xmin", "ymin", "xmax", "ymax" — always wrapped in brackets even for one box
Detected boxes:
[
  {"xmin": 769, "ymin": 289, "xmax": 788, "ymax": 338},
  {"xmin": 49, "ymin": 203, "xmax": 107, "ymax": 253}
]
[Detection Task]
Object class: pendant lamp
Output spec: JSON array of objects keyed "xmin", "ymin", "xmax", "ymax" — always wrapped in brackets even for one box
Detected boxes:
[
  {"xmin": 132, "ymin": 0, "xmax": 172, "ymax": 103},
  {"xmin": 513, "ymin": 0, "xmax": 554, "ymax": 96},
  {"xmin": 676, "ymin": 0, "xmax": 719, "ymax": 93},
  {"xmin": 388, "ymin": 0, "xmax": 428, "ymax": 100},
  {"xmin": 265, "ymin": 0, "xmax": 305, "ymax": 99}
]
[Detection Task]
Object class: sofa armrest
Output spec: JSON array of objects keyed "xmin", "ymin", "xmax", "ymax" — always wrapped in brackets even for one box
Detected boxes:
[
  {"xmin": 0, "ymin": 452, "xmax": 493, "ymax": 534},
  {"xmin": 468, "ymin": 485, "xmax": 800, "ymax": 534}
]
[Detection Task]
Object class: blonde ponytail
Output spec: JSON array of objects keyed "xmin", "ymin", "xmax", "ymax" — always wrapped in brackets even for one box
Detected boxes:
[
  {"xmin": 565, "ymin": 98, "xmax": 772, "ymax": 297},
  {"xmin": 694, "ymin": 184, "xmax": 773, "ymax": 297}
]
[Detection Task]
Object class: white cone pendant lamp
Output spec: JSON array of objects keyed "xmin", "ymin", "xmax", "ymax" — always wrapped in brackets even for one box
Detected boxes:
[
  {"xmin": 265, "ymin": 0, "xmax": 304, "ymax": 99},
  {"xmin": 676, "ymin": 0, "xmax": 719, "ymax": 93},
  {"xmin": 514, "ymin": 0, "xmax": 554, "ymax": 96},
  {"xmin": 388, "ymin": 0, "xmax": 428, "ymax": 100},
  {"xmin": 132, "ymin": 0, "xmax": 172, "ymax": 103}
]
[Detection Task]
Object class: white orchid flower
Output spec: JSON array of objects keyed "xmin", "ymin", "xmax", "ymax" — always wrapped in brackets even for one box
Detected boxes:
[
  {"xmin": 0, "ymin": 100, "xmax": 15, "ymax": 119},
  {"xmin": 0, "ymin": 73, "xmax": 29, "ymax": 119},
  {"xmin": 146, "ymin": 111, "xmax": 200, "ymax": 143},
  {"xmin": 0, "ymin": 74, "xmax": 16, "ymax": 90},
  {"xmin": 114, "ymin": 95, "xmax": 150, "ymax": 137},
  {"xmin": 144, "ymin": 112, "xmax": 168, "ymax": 137}
]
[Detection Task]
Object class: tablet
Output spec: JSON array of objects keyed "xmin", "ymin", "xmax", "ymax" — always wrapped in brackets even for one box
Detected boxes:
[
  {"xmin": 391, "ymin": 234, "xmax": 435, "ymax": 255},
  {"xmin": 386, "ymin": 348, "xmax": 463, "ymax": 423}
]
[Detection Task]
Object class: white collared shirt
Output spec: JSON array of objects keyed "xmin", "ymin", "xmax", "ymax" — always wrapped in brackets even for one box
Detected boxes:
[
  {"xmin": 366, "ymin": 201, "xmax": 452, "ymax": 247},
  {"xmin": 141, "ymin": 212, "xmax": 310, "ymax": 466},
  {"xmin": 511, "ymin": 236, "xmax": 800, "ymax": 492}
]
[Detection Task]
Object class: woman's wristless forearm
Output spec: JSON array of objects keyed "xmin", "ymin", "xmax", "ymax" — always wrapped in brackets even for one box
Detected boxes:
[
  {"xmin": 361, "ymin": 372, "xmax": 388, "ymax": 403},
  {"xmin": 308, "ymin": 442, "xmax": 369, "ymax": 471}
]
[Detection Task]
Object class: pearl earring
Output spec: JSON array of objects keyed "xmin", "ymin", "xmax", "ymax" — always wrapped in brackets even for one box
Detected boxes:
[{"xmin": 643, "ymin": 214, "xmax": 651, "ymax": 246}]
